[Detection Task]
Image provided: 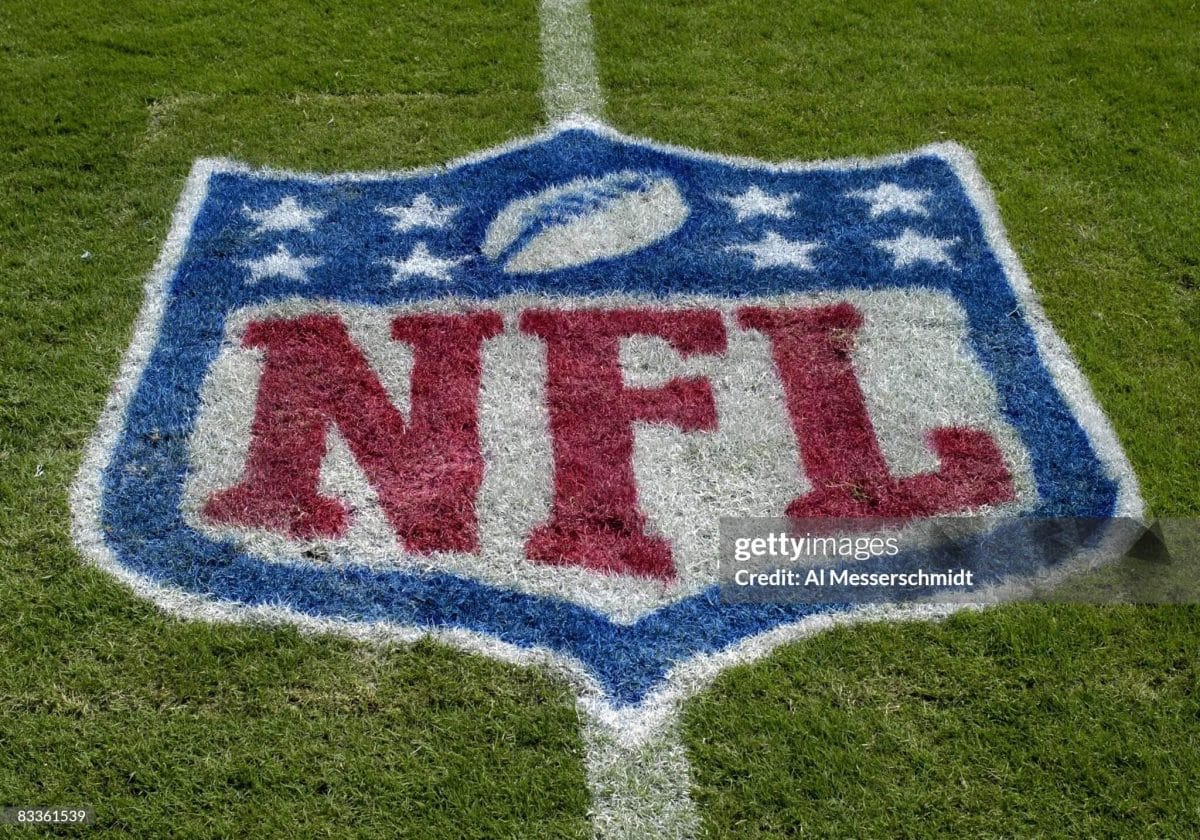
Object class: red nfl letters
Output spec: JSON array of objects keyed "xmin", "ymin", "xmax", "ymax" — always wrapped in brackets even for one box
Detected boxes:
[{"xmin": 204, "ymin": 304, "xmax": 1015, "ymax": 580}]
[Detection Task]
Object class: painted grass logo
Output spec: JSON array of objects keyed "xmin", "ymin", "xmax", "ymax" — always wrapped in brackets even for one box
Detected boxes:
[{"xmin": 73, "ymin": 121, "xmax": 1141, "ymax": 835}]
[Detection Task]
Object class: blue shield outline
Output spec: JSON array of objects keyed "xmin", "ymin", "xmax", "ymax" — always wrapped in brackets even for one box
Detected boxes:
[{"xmin": 72, "ymin": 122, "xmax": 1141, "ymax": 709}]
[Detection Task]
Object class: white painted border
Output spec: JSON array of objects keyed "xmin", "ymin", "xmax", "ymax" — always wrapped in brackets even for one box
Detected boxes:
[
  {"xmin": 70, "ymin": 121, "xmax": 1144, "ymax": 740},
  {"xmin": 943, "ymin": 147, "xmax": 1142, "ymax": 520}
]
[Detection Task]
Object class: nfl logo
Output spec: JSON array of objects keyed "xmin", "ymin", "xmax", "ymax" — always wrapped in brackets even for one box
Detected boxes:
[{"xmin": 73, "ymin": 123, "xmax": 1139, "ymax": 713}]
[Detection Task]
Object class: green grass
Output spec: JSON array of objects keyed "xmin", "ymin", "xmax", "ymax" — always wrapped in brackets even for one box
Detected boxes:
[
  {"xmin": 684, "ymin": 606, "xmax": 1200, "ymax": 837},
  {"xmin": 2, "ymin": 0, "xmax": 1198, "ymax": 836}
]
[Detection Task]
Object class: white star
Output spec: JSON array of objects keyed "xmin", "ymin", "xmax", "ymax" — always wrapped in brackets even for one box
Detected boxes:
[
  {"xmin": 848, "ymin": 182, "xmax": 932, "ymax": 218},
  {"xmin": 875, "ymin": 228, "xmax": 959, "ymax": 270},
  {"xmin": 379, "ymin": 194, "xmax": 461, "ymax": 232},
  {"xmin": 719, "ymin": 186, "xmax": 798, "ymax": 222},
  {"xmin": 239, "ymin": 244, "xmax": 322, "ymax": 283},
  {"xmin": 726, "ymin": 231, "xmax": 821, "ymax": 270},
  {"xmin": 243, "ymin": 196, "xmax": 324, "ymax": 234},
  {"xmin": 384, "ymin": 242, "xmax": 469, "ymax": 283}
]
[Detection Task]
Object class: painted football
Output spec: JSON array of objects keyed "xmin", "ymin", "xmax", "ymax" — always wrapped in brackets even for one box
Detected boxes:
[{"xmin": 482, "ymin": 169, "xmax": 689, "ymax": 273}]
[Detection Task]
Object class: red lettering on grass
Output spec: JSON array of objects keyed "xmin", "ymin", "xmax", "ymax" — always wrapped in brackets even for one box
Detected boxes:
[
  {"xmin": 738, "ymin": 302, "xmax": 1015, "ymax": 518},
  {"xmin": 520, "ymin": 308, "xmax": 727, "ymax": 579},
  {"xmin": 203, "ymin": 311, "xmax": 502, "ymax": 551}
]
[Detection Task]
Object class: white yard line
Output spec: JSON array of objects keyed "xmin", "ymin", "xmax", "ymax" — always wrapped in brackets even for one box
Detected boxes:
[
  {"xmin": 580, "ymin": 705, "xmax": 701, "ymax": 840},
  {"xmin": 537, "ymin": 7, "xmax": 702, "ymax": 834},
  {"xmin": 539, "ymin": 0, "xmax": 606, "ymax": 122},
  {"xmin": 537, "ymin": 5, "xmax": 700, "ymax": 835}
]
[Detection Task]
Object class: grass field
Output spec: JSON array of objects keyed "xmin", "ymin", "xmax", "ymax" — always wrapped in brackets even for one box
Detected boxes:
[{"xmin": 2, "ymin": 0, "xmax": 1198, "ymax": 836}]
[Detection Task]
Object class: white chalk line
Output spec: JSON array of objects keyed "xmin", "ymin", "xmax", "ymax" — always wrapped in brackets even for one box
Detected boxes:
[{"xmin": 539, "ymin": 0, "xmax": 605, "ymax": 123}]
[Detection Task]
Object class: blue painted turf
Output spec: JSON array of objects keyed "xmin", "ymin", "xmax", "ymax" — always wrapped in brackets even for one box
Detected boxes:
[{"xmin": 100, "ymin": 128, "xmax": 1118, "ymax": 707}]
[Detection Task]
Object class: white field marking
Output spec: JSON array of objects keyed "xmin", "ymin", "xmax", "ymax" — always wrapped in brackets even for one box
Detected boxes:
[
  {"xmin": 378, "ymin": 194, "xmax": 461, "ymax": 233},
  {"xmin": 847, "ymin": 182, "xmax": 932, "ymax": 218},
  {"xmin": 181, "ymin": 289, "xmax": 1037, "ymax": 625},
  {"xmin": 539, "ymin": 0, "xmax": 605, "ymax": 122},
  {"xmin": 719, "ymin": 185, "xmax": 799, "ymax": 222},
  {"xmin": 875, "ymin": 228, "xmax": 959, "ymax": 270},
  {"xmin": 580, "ymin": 704, "xmax": 700, "ymax": 840},
  {"xmin": 72, "ymin": 131, "xmax": 1144, "ymax": 840}
]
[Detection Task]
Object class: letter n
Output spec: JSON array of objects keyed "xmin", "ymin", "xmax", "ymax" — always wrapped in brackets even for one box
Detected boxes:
[{"xmin": 203, "ymin": 311, "xmax": 503, "ymax": 552}]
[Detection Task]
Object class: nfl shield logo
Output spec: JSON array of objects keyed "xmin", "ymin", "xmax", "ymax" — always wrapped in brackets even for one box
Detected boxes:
[{"xmin": 73, "ymin": 123, "xmax": 1140, "ymax": 711}]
